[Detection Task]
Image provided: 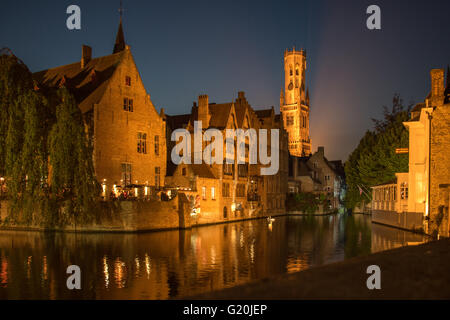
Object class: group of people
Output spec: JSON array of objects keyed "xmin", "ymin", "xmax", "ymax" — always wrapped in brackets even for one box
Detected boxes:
[{"xmin": 108, "ymin": 190, "xmax": 136, "ymax": 201}]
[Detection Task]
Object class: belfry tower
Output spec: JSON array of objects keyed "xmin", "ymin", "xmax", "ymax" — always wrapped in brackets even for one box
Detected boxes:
[{"xmin": 280, "ymin": 47, "xmax": 311, "ymax": 156}]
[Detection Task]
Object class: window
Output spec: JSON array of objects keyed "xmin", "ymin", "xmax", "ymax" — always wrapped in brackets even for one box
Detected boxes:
[
  {"xmin": 123, "ymin": 98, "xmax": 133, "ymax": 112},
  {"xmin": 286, "ymin": 116, "xmax": 294, "ymax": 126},
  {"xmin": 155, "ymin": 167, "xmax": 160, "ymax": 189},
  {"xmin": 222, "ymin": 183, "xmax": 230, "ymax": 197},
  {"xmin": 182, "ymin": 167, "xmax": 187, "ymax": 176},
  {"xmin": 400, "ymin": 182, "xmax": 408, "ymax": 200},
  {"xmin": 202, "ymin": 186, "xmax": 207, "ymax": 200},
  {"xmin": 125, "ymin": 76, "xmax": 131, "ymax": 87},
  {"xmin": 237, "ymin": 184, "xmax": 246, "ymax": 197},
  {"xmin": 137, "ymin": 133, "xmax": 147, "ymax": 154},
  {"xmin": 211, "ymin": 187, "xmax": 216, "ymax": 200},
  {"xmin": 121, "ymin": 163, "xmax": 132, "ymax": 186},
  {"xmin": 238, "ymin": 164, "xmax": 248, "ymax": 177},
  {"xmin": 154, "ymin": 135, "xmax": 160, "ymax": 156},
  {"xmin": 223, "ymin": 163, "xmax": 233, "ymax": 176}
]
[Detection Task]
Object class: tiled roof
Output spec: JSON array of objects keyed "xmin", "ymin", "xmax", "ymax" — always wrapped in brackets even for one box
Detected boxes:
[
  {"xmin": 209, "ymin": 103, "xmax": 233, "ymax": 129},
  {"xmin": 165, "ymin": 114, "xmax": 191, "ymax": 130},
  {"xmin": 191, "ymin": 164, "xmax": 217, "ymax": 179},
  {"xmin": 33, "ymin": 52, "xmax": 124, "ymax": 113},
  {"xmin": 255, "ymin": 108, "xmax": 273, "ymax": 119}
]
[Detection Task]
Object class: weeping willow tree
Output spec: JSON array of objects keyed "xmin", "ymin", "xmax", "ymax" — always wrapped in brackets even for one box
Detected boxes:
[
  {"xmin": 0, "ymin": 50, "xmax": 100, "ymax": 228},
  {"xmin": 47, "ymin": 88, "xmax": 100, "ymax": 226},
  {"xmin": 0, "ymin": 50, "xmax": 33, "ymax": 177}
]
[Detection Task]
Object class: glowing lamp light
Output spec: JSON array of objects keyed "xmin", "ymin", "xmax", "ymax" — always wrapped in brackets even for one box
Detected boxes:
[
  {"xmin": 231, "ymin": 203, "xmax": 236, "ymax": 212},
  {"xmin": 144, "ymin": 186, "xmax": 148, "ymax": 196}
]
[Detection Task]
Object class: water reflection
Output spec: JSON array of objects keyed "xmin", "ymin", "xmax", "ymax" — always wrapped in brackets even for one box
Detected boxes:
[{"xmin": 0, "ymin": 214, "xmax": 429, "ymax": 299}]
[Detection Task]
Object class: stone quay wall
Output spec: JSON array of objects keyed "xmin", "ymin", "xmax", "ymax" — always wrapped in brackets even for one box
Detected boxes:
[
  {"xmin": 372, "ymin": 210, "xmax": 423, "ymax": 232},
  {"xmin": 0, "ymin": 193, "xmax": 287, "ymax": 233}
]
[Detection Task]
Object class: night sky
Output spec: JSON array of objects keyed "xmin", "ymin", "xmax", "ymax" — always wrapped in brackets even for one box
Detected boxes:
[{"xmin": 1, "ymin": 0, "xmax": 449, "ymax": 161}]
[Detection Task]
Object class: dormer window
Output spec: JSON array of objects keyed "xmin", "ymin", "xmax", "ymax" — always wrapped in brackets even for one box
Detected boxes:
[{"xmin": 125, "ymin": 76, "xmax": 131, "ymax": 87}]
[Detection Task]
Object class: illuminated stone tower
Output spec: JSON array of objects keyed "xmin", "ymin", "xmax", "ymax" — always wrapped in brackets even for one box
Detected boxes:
[{"xmin": 280, "ymin": 47, "xmax": 311, "ymax": 156}]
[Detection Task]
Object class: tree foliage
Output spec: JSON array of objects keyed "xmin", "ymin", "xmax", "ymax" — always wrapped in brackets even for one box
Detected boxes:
[
  {"xmin": 286, "ymin": 192, "xmax": 328, "ymax": 214},
  {"xmin": 0, "ymin": 51, "xmax": 99, "ymax": 227},
  {"xmin": 344, "ymin": 95, "xmax": 411, "ymax": 209}
]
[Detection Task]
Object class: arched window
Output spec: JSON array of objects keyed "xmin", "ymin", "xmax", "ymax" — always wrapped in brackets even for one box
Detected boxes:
[{"xmin": 223, "ymin": 206, "xmax": 228, "ymax": 219}]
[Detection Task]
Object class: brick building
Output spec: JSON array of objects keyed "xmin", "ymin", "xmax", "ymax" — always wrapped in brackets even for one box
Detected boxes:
[
  {"xmin": 33, "ymin": 19, "xmax": 167, "ymax": 195},
  {"xmin": 288, "ymin": 146, "xmax": 345, "ymax": 211},
  {"xmin": 371, "ymin": 68, "xmax": 450, "ymax": 236},
  {"xmin": 165, "ymin": 92, "xmax": 289, "ymax": 223}
]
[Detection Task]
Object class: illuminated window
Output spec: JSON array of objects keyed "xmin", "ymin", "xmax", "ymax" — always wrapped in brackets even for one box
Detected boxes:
[
  {"xmin": 211, "ymin": 187, "xmax": 215, "ymax": 200},
  {"xmin": 202, "ymin": 186, "xmax": 206, "ymax": 200},
  {"xmin": 400, "ymin": 182, "xmax": 408, "ymax": 200}
]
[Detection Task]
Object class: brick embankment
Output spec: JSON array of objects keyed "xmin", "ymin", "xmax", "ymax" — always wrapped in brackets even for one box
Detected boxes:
[{"xmin": 189, "ymin": 238, "xmax": 450, "ymax": 300}]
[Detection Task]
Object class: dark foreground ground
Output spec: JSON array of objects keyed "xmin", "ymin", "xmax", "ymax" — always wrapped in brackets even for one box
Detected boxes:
[{"xmin": 188, "ymin": 238, "xmax": 450, "ymax": 300}]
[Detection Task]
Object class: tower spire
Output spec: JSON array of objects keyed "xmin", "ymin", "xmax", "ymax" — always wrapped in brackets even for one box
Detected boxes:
[{"xmin": 113, "ymin": 1, "xmax": 126, "ymax": 53}]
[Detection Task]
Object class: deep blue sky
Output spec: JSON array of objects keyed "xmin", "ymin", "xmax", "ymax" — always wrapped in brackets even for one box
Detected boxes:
[{"xmin": 1, "ymin": 0, "xmax": 449, "ymax": 161}]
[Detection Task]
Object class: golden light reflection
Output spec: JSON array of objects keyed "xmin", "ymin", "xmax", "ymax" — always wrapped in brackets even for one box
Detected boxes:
[
  {"xmin": 26, "ymin": 256, "xmax": 32, "ymax": 279},
  {"xmin": 144, "ymin": 253, "xmax": 151, "ymax": 279},
  {"xmin": 210, "ymin": 246, "xmax": 216, "ymax": 265},
  {"xmin": 114, "ymin": 258, "xmax": 126, "ymax": 288},
  {"xmin": 135, "ymin": 256, "xmax": 140, "ymax": 277},
  {"xmin": 286, "ymin": 256, "xmax": 308, "ymax": 273},
  {"xmin": 42, "ymin": 256, "xmax": 48, "ymax": 281},
  {"xmin": 0, "ymin": 256, "xmax": 8, "ymax": 286},
  {"xmin": 103, "ymin": 256, "xmax": 109, "ymax": 288}
]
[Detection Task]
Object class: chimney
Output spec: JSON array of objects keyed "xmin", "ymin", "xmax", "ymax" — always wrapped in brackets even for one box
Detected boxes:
[
  {"xmin": 81, "ymin": 45, "xmax": 92, "ymax": 69},
  {"xmin": 317, "ymin": 146, "xmax": 325, "ymax": 157},
  {"xmin": 430, "ymin": 69, "xmax": 445, "ymax": 106},
  {"xmin": 198, "ymin": 95, "xmax": 209, "ymax": 127}
]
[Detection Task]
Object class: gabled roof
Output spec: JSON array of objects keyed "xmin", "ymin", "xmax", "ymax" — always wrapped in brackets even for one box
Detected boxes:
[
  {"xmin": 33, "ymin": 51, "xmax": 125, "ymax": 113},
  {"xmin": 165, "ymin": 113, "xmax": 191, "ymax": 130},
  {"xmin": 190, "ymin": 164, "xmax": 217, "ymax": 179},
  {"xmin": 209, "ymin": 103, "xmax": 234, "ymax": 129},
  {"xmin": 255, "ymin": 108, "xmax": 273, "ymax": 119},
  {"xmin": 168, "ymin": 163, "xmax": 217, "ymax": 179}
]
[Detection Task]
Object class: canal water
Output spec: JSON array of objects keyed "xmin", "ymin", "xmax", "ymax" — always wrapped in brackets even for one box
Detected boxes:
[{"xmin": 0, "ymin": 214, "xmax": 428, "ymax": 299}]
